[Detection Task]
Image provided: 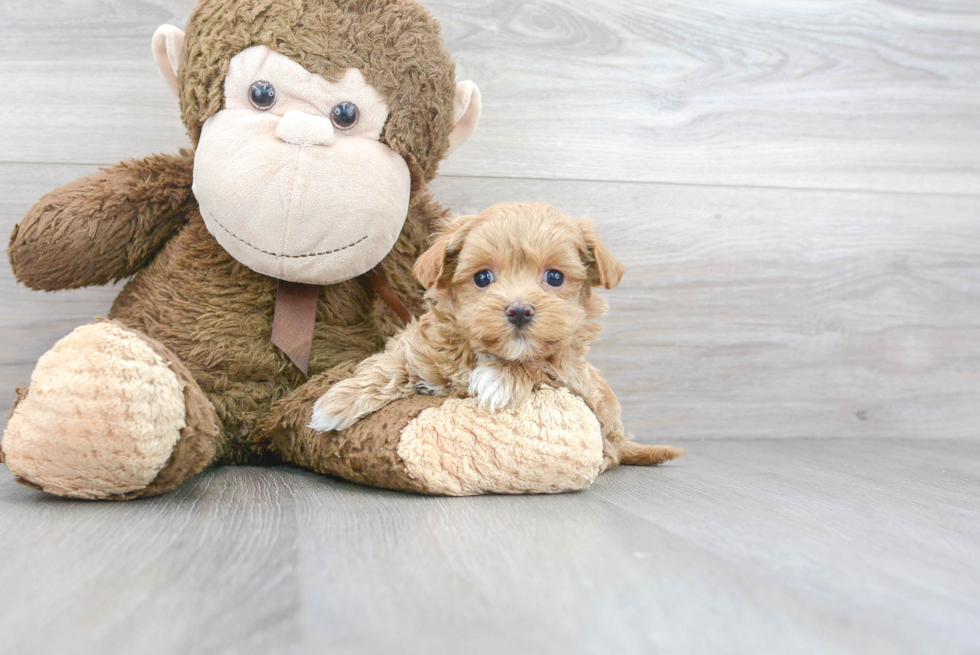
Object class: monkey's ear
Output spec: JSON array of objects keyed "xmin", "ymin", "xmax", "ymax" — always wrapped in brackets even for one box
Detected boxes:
[
  {"xmin": 445, "ymin": 81, "xmax": 482, "ymax": 156},
  {"xmin": 152, "ymin": 25, "xmax": 186, "ymax": 97},
  {"xmin": 580, "ymin": 220, "xmax": 626, "ymax": 290}
]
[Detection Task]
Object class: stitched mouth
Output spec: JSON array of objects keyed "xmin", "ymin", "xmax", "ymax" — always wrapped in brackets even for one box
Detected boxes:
[{"xmin": 207, "ymin": 213, "xmax": 368, "ymax": 259}]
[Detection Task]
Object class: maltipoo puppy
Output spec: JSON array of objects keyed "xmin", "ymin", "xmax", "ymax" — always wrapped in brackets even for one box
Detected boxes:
[{"xmin": 310, "ymin": 202, "xmax": 683, "ymax": 470}]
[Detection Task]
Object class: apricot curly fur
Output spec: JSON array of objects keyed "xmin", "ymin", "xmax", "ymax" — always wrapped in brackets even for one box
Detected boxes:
[{"xmin": 311, "ymin": 202, "xmax": 683, "ymax": 471}]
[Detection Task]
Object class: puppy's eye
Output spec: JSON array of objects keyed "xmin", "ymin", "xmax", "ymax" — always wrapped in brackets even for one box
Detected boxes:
[
  {"xmin": 249, "ymin": 81, "xmax": 277, "ymax": 110},
  {"xmin": 545, "ymin": 269, "xmax": 565, "ymax": 287},
  {"xmin": 474, "ymin": 270, "xmax": 494, "ymax": 288},
  {"xmin": 330, "ymin": 102, "xmax": 359, "ymax": 129}
]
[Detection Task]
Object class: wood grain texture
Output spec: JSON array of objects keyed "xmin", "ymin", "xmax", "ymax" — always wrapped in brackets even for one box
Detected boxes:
[
  {"xmin": 2, "ymin": 164, "xmax": 978, "ymax": 439},
  {"xmin": 1, "ymin": 439, "xmax": 978, "ymax": 655},
  {"xmin": 0, "ymin": 0, "xmax": 978, "ymax": 194},
  {"xmin": 433, "ymin": 177, "xmax": 980, "ymax": 440}
]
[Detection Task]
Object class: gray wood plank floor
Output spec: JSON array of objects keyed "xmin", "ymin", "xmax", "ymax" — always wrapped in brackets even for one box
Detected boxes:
[
  {"xmin": 1, "ymin": 1, "xmax": 978, "ymax": 653},
  {"xmin": 1, "ymin": 439, "xmax": 978, "ymax": 655}
]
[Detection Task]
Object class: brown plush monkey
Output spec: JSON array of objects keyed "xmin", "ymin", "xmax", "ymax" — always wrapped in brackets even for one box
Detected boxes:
[{"xmin": 1, "ymin": 0, "xmax": 607, "ymax": 499}]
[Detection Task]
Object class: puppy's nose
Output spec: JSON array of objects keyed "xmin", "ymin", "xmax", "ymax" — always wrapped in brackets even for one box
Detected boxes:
[{"xmin": 506, "ymin": 304, "xmax": 535, "ymax": 329}]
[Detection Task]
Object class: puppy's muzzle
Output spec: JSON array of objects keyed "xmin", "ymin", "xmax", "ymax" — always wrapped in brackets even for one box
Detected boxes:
[{"xmin": 506, "ymin": 303, "xmax": 535, "ymax": 329}]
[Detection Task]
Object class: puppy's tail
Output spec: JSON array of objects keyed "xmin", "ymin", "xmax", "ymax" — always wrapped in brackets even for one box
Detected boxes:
[{"xmin": 619, "ymin": 442, "xmax": 685, "ymax": 466}]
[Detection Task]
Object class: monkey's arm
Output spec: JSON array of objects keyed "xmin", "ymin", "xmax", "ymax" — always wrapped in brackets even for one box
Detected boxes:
[
  {"xmin": 262, "ymin": 362, "xmax": 607, "ymax": 496},
  {"xmin": 9, "ymin": 150, "xmax": 195, "ymax": 291}
]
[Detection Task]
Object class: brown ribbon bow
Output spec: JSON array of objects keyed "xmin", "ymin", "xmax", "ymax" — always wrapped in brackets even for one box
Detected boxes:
[{"xmin": 270, "ymin": 264, "xmax": 412, "ymax": 375}]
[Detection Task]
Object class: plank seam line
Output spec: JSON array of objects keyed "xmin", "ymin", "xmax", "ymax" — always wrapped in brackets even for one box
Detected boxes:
[
  {"xmin": 2, "ymin": 161, "xmax": 979, "ymax": 200},
  {"xmin": 440, "ymin": 173, "xmax": 980, "ymax": 200}
]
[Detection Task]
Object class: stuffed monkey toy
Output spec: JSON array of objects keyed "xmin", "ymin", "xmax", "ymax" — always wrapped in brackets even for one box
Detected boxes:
[{"xmin": 0, "ymin": 0, "xmax": 609, "ymax": 499}]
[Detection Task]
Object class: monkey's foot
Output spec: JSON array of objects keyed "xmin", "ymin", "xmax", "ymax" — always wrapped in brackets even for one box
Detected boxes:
[{"xmin": 1, "ymin": 322, "xmax": 219, "ymax": 499}]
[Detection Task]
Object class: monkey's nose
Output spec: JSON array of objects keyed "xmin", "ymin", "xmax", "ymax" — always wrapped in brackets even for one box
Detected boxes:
[
  {"xmin": 506, "ymin": 304, "xmax": 535, "ymax": 329},
  {"xmin": 275, "ymin": 110, "xmax": 335, "ymax": 147}
]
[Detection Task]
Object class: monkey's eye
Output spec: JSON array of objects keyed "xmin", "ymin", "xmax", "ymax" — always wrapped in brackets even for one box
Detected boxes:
[
  {"xmin": 545, "ymin": 269, "xmax": 565, "ymax": 287},
  {"xmin": 248, "ymin": 81, "xmax": 277, "ymax": 110},
  {"xmin": 474, "ymin": 270, "xmax": 494, "ymax": 288},
  {"xmin": 330, "ymin": 102, "xmax": 359, "ymax": 130}
]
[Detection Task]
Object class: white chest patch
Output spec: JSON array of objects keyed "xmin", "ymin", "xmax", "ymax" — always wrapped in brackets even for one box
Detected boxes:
[{"xmin": 468, "ymin": 364, "xmax": 517, "ymax": 412}]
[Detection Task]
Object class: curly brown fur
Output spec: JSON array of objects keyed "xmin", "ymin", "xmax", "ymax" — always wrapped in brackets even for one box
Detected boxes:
[
  {"xmin": 256, "ymin": 361, "xmax": 442, "ymax": 493},
  {"xmin": 312, "ymin": 202, "xmax": 683, "ymax": 470},
  {"xmin": 5, "ymin": 171, "xmax": 448, "ymax": 476},
  {"xmin": 106, "ymin": 192, "xmax": 445, "ymax": 465},
  {"xmin": 8, "ymin": 150, "xmax": 195, "ymax": 291},
  {"xmin": 6, "ymin": 0, "xmax": 456, "ymax": 473}
]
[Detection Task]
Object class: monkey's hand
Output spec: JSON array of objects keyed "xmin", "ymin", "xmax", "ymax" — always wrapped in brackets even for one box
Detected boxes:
[{"xmin": 9, "ymin": 150, "xmax": 195, "ymax": 291}]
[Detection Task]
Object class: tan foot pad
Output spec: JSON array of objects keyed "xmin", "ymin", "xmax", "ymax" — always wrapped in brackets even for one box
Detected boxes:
[
  {"xmin": 397, "ymin": 386, "xmax": 603, "ymax": 495},
  {"xmin": 3, "ymin": 323, "xmax": 187, "ymax": 498}
]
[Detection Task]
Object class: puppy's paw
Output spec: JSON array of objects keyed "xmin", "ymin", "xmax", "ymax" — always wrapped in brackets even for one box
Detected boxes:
[
  {"xmin": 414, "ymin": 379, "xmax": 445, "ymax": 396},
  {"xmin": 309, "ymin": 390, "xmax": 360, "ymax": 433},
  {"xmin": 308, "ymin": 408, "xmax": 355, "ymax": 433},
  {"xmin": 468, "ymin": 364, "xmax": 517, "ymax": 412}
]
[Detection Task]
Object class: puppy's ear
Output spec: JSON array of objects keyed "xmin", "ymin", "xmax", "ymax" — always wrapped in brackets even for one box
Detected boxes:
[
  {"xmin": 413, "ymin": 215, "xmax": 478, "ymax": 289},
  {"xmin": 414, "ymin": 232, "xmax": 454, "ymax": 289},
  {"xmin": 580, "ymin": 220, "xmax": 626, "ymax": 289}
]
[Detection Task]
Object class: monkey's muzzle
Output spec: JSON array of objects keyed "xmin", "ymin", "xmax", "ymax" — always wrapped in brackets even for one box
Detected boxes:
[{"xmin": 192, "ymin": 109, "xmax": 411, "ymax": 285}]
